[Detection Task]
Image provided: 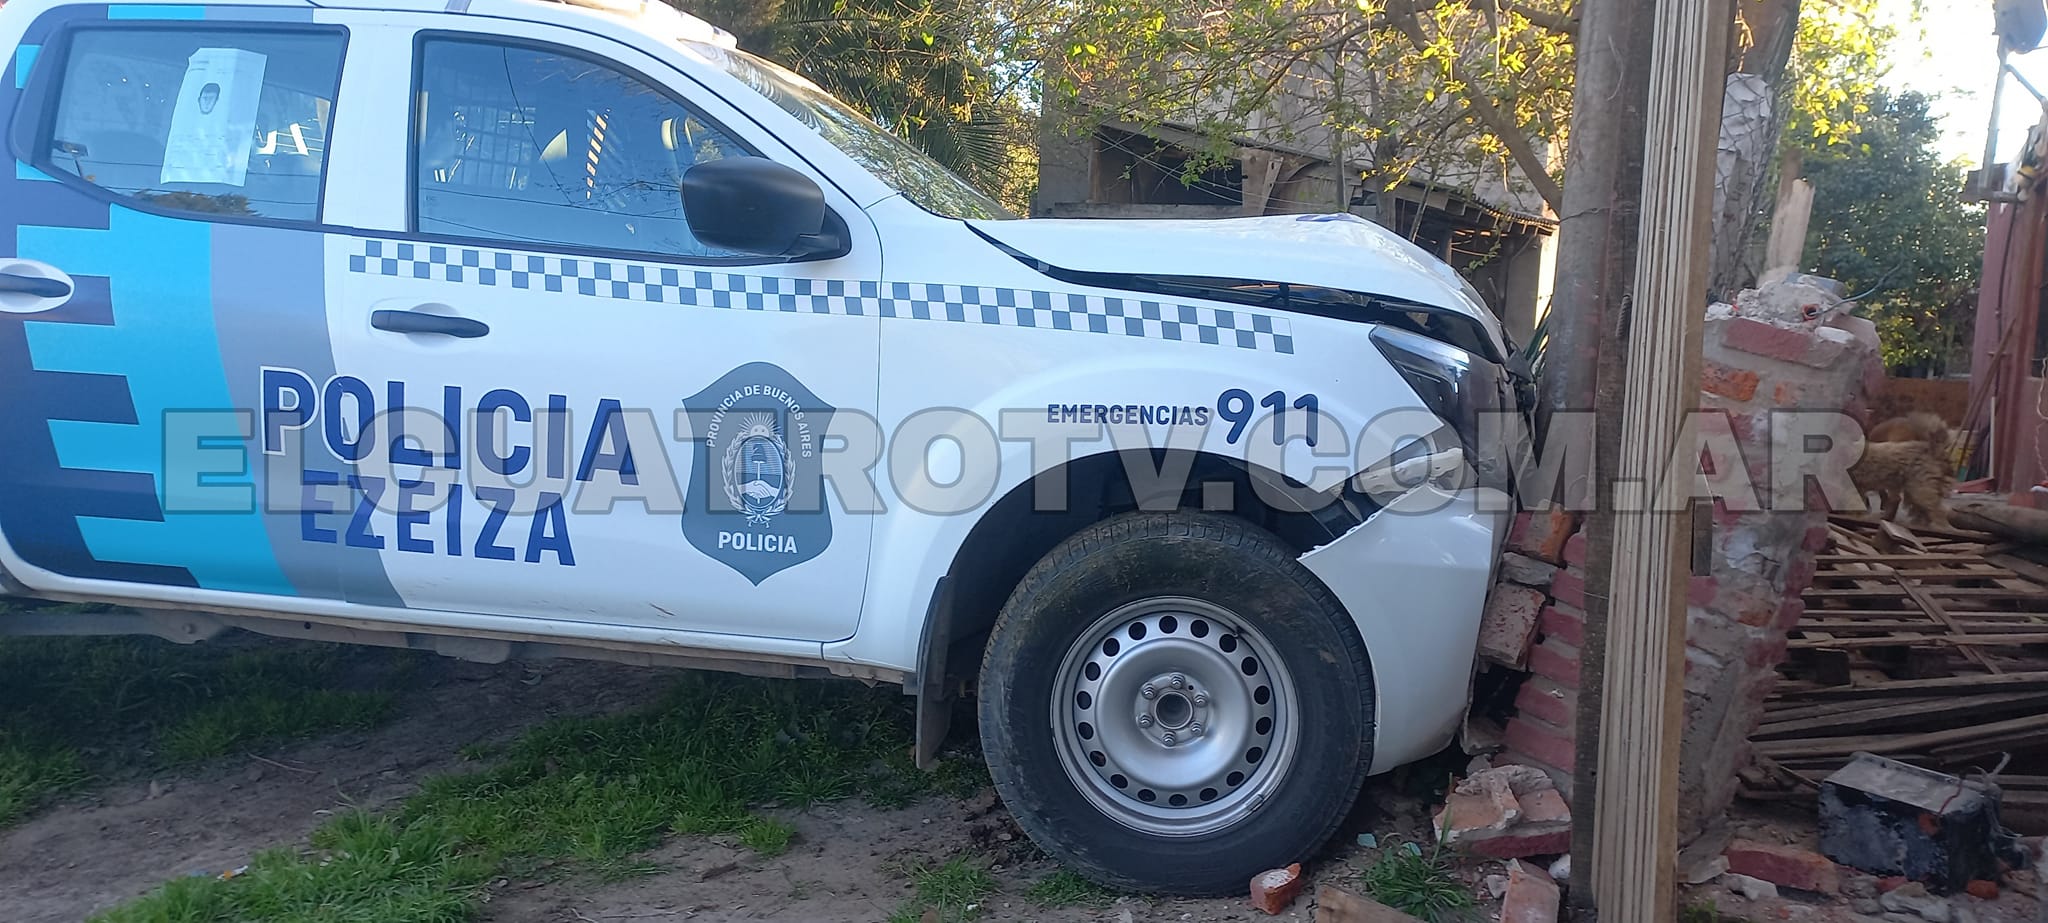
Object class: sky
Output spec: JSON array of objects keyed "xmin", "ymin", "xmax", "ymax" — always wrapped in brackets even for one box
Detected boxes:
[{"xmin": 1890, "ymin": 0, "xmax": 2048, "ymax": 165}]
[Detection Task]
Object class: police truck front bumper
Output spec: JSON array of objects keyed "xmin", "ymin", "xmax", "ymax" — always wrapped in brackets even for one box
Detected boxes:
[{"xmin": 1297, "ymin": 483, "xmax": 1509, "ymax": 773}]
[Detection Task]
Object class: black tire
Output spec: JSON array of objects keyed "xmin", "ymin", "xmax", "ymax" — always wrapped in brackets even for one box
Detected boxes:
[{"xmin": 977, "ymin": 511, "xmax": 1375, "ymax": 895}]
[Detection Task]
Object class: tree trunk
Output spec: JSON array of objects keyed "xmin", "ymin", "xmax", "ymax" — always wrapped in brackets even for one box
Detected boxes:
[{"xmin": 1706, "ymin": 0, "xmax": 1802, "ymax": 300}]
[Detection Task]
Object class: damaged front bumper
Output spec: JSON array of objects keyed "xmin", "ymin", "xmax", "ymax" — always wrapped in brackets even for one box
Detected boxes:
[{"xmin": 1298, "ymin": 482, "xmax": 1510, "ymax": 773}]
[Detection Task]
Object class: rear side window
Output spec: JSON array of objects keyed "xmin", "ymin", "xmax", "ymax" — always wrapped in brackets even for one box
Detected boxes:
[
  {"xmin": 413, "ymin": 39, "xmax": 752, "ymax": 258},
  {"xmin": 41, "ymin": 28, "xmax": 345, "ymax": 222}
]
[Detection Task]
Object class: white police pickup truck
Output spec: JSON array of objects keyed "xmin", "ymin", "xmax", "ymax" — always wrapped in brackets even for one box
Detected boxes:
[{"xmin": 0, "ymin": 0, "xmax": 1527, "ymax": 892}]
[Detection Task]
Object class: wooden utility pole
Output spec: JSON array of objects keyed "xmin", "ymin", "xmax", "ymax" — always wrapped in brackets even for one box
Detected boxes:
[
  {"xmin": 1586, "ymin": 0, "xmax": 1732, "ymax": 917},
  {"xmin": 1548, "ymin": 0, "xmax": 1653, "ymax": 908}
]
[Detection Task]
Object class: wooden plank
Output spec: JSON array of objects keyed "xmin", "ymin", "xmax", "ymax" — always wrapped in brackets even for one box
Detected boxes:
[
  {"xmin": 1885, "ymin": 520, "xmax": 1999, "ymax": 544},
  {"xmin": 1898, "ymin": 575, "xmax": 2002, "ymax": 675},
  {"xmin": 1818, "ymin": 554, "xmax": 2000, "ymax": 564},
  {"xmin": 1929, "ymin": 726, "xmax": 2048, "ymax": 760},
  {"xmin": 1807, "ymin": 586, "xmax": 2048, "ymax": 600},
  {"xmin": 1828, "ymin": 524, "xmax": 1885, "ymax": 557},
  {"xmin": 1582, "ymin": 2, "xmax": 1728, "ymax": 913},
  {"xmin": 1797, "ymin": 609, "xmax": 2048, "ymax": 620},
  {"xmin": 1788, "ymin": 632, "xmax": 2048, "ymax": 649},
  {"xmin": 1772, "ymin": 754, "xmax": 1937, "ymax": 772},
  {"xmin": 1879, "ymin": 521, "xmax": 1929, "ymax": 552},
  {"xmin": 1812, "ymin": 568, "xmax": 2015, "ymax": 582},
  {"xmin": 1756, "ymin": 711, "xmax": 2048, "ymax": 759},
  {"xmin": 1760, "ymin": 696, "xmax": 1930, "ymax": 722},
  {"xmin": 1795, "ymin": 620, "xmax": 2038, "ymax": 633},
  {"xmin": 1752, "ymin": 692, "xmax": 2048, "ymax": 739},
  {"xmin": 1986, "ymin": 552, "xmax": 2048, "ymax": 586},
  {"xmin": 1773, "ymin": 671, "xmax": 2048, "ymax": 699}
]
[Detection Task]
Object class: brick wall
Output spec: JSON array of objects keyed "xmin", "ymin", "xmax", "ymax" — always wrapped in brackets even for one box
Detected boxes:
[{"xmin": 1478, "ymin": 277, "xmax": 1884, "ymax": 849}]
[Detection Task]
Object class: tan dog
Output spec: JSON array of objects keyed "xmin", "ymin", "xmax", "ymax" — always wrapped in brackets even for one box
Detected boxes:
[
  {"xmin": 1852, "ymin": 413, "xmax": 1955, "ymax": 527},
  {"xmin": 1868, "ymin": 411, "xmax": 1950, "ymax": 447}
]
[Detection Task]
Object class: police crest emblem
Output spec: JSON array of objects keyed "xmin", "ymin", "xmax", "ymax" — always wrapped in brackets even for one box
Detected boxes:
[
  {"xmin": 722, "ymin": 413, "xmax": 790, "ymax": 526},
  {"xmin": 681, "ymin": 363, "xmax": 834, "ymax": 584}
]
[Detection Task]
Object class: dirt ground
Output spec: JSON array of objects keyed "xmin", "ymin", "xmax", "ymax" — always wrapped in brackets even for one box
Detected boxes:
[
  {"xmin": 8, "ymin": 646, "xmax": 2039, "ymax": 923},
  {"xmin": 0, "ymin": 653, "xmax": 1440, "ymax": 923},
  {"xmin": 0, "ymin": 657, "xmax": 677, "ymax": 922}
]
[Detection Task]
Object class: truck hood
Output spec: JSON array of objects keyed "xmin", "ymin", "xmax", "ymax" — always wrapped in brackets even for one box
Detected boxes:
[{"xmin": 968, "ymin": 213, "xmax": 1508, "ymax": 354}]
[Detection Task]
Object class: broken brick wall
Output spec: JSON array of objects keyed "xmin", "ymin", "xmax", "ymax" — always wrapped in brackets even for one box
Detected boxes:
[{"xmin": 1480, "ymin": 276, "xmax": 1885, "ymax": 853}]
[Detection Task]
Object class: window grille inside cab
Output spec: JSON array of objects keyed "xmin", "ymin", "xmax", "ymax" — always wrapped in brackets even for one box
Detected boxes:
[{"xmin": 412, "ymin": 39, "xmax": 747, "ymax": 257}]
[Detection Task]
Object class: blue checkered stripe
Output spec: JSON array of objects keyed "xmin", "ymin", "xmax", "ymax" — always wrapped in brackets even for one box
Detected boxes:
[{"xmin": 346, "ymin": 240, "xmax": 1294, "ymax": 354}]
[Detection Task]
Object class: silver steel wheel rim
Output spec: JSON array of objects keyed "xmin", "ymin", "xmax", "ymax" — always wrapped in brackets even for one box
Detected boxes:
[{"xmin": 1052, "ymin": 596, "xmax": 1299, "ymax": 837}]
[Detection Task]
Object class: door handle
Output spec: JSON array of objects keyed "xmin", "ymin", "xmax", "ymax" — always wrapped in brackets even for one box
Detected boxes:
[
  {"xmin": 371, "ymin": 309, "xmax": 489, "ymax": 339},
  {"xmin": 0, "ymin": 272, "xmax": 70, "ymax": 299}
]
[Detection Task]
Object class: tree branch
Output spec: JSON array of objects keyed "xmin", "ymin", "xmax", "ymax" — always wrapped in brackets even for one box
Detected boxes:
[
  {"xmin": 1496, "ymin": 0, "xmax": 1579, "ymax": 35},
  {"xmin": 1388, "ymin": 2, "xmax": 1566, "ymax": 212}
]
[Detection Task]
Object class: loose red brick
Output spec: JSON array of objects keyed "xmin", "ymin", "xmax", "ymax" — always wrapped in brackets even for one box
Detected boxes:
[
  {"xmin": 1561, "ymin": 531, "xmax": 1587, "ymax": 566},
  {"xmin": 1499, "ymin": 552, "xmax": 1560, "ymax": 589},
  {"xmin": 1549, "ymin": 569, "xmax": 1587, "ymax": 609},
  {"xmin": 1435, "ymin": 780, "xmax": 1520, "ymax": 844},
  {"xmin": 1723, "ymin": 839, "xmax": 1840, "ymax": 894},
  {"xmin": 1967, "ymin": 879, "xmax": 1999, "ymax": 899},
  {"xmin": 1470, "ymin": 828, "xmax": 1574, "ymax": 860},
  {"xmin": 1250, "ymin": 863, "xmax": 1304, "ymax": 914},
  {"xmin": 1537, "ymin": 604, "xmax": 1585, "ymax": 646},
  {"xmin": 1519, "ymin": 787, "xmax": 1571, "ymax": 825},
  {"xmin": 1478, "ymin": 584, "xmax": 1547, "ymax": 668},
  {"xmin": 1504, "ymin": 718, "xmax": 1576, "ymax": 773},
  {"xmin": 1514, "ymin": 677, "xmax": 1574, "ymax": 727},
  {"xmin": 1527, "ymin": 639, "xmax": 1581, "ymax": 686},
  {"xmin": 1499, "ymin": 861, "xmax": 1560, "ymax": 923},
  {"xmin": 1509, "ymin": 507, "xmax": 1579, "ymax": 563},
  {"xmin": 1702, "ymin": 363, "xmax": 1761, "ymax": 401},
  {"xmin": 1724, "ymin": 317, "xmax": 1837, "ymax": 368}
]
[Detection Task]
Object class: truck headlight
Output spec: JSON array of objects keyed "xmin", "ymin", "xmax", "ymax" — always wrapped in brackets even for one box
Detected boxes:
[{"xmin": 1370, "ymin": 325, "xmax": 1515, "ymax": 494}]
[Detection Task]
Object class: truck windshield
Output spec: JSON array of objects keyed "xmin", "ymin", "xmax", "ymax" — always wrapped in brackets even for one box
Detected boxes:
[{"xmin": 683, "ymin": 42, "xmax": 1014, "ymax": 221}]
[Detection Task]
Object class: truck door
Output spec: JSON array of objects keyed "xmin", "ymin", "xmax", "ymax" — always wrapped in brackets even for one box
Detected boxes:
[
  {"xmin": 315, "ymin": 21, "xmax": 882, "ymax": 642},
  {"xmin": 0, "ymin": 7, "xmax": 390, "ymax": 601}
]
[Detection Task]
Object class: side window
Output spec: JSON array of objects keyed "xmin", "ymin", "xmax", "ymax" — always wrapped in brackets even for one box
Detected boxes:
[
  {"xmin": 43, "ymin": 28, "xmax": 345, "ymax": 222},
  {"xmin": 414, "ymin": 39, "xmax": 752, "ymax": 258}
]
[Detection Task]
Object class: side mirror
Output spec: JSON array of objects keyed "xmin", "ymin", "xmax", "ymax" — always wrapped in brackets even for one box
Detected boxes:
[{"xmin": 681, "ymin": 158, "xmax": 843, "ymax": 259}]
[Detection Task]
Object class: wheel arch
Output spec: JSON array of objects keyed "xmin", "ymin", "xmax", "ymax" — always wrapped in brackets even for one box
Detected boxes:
[{"xmin": 909, "ymin": 447, "xmax": 1364, "ymax": 766}]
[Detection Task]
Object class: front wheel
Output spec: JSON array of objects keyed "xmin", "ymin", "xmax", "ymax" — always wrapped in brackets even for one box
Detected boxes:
[{"xmin": 978, "ymin": 512, "xmax": 1376, "ymax": 894}]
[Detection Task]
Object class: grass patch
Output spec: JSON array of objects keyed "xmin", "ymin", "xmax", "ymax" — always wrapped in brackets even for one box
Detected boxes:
[
  {"xmin": 1360, "ymin": 840, "xmax": 1477, "ymax": 923},
  {"xmin": 0, "ymin": 740, "xmax": 85, "ymax": 828},
  {"xmin": 739, "ymin": 817, "xmax": 796, "ymax": 857},
  {"xmin": 96, "ymin": 673, "xmax": 983, "ymax": 923},
  {"xmin": 0, "ymin": 633, "xmax": 419, "ymax": 826},
  {"xmin": 161, "ymin": 689, "xmax": 395, "ymax": 763},
  {"xmin": 889, "ymin": 856, "xmax": 997, "ymax": 923},
  {"xmin": 1026, "ymin": 868, "xmax": 1115, "ymax": 907}
]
